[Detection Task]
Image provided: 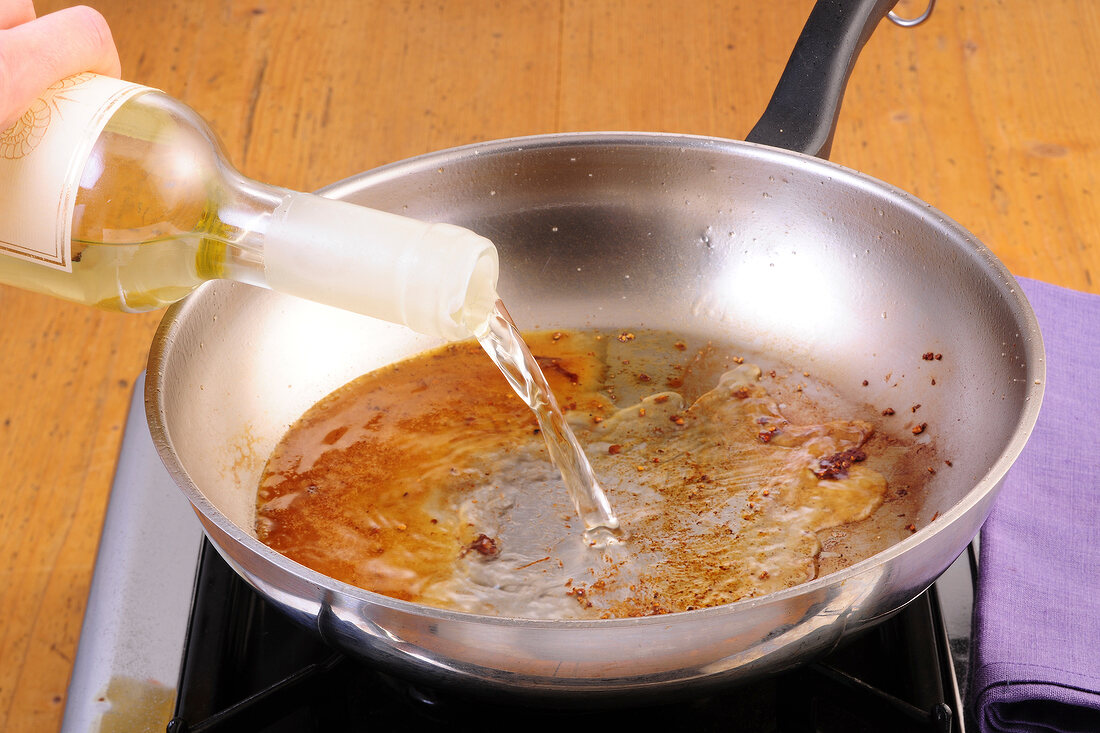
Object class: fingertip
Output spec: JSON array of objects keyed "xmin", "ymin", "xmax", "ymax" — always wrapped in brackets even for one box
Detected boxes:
[
  {"xmin": 64, "ymin": 5, "xmax": 121, "ymax": 78},
  {"xmin": 0, "ymin": 0, "xmax": 36, "ymax": 30}
]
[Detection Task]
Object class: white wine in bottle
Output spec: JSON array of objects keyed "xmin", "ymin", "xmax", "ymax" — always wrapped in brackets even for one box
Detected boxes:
[{"xmin": 0, "ymin": 73, "xmax": 498, "ymax": 340}]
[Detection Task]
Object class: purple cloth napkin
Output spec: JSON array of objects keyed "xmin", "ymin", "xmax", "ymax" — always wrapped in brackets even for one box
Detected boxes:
[{"xmin": 970, "ymin": 277, "xmax": 1100, "ymax": 733}]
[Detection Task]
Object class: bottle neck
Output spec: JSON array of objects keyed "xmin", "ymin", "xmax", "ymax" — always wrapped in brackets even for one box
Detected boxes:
[
  {"xmin": 260, "ymin": 191, "xmax": 499, "ymax": 340},
  {"xmin": 196, "ymin": 169, "xmax": 288, "ymax": 290}
]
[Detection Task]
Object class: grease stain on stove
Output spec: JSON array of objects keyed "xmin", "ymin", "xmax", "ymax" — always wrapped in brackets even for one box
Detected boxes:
[{"xmin": 94, "ymin": 675, "xmax": 175, "ymax": 733}]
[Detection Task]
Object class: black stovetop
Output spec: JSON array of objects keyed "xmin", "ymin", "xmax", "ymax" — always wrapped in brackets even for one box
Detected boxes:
[{"xmin": 166, "ymin": 539, "xmax": 968, "ymax": 733}]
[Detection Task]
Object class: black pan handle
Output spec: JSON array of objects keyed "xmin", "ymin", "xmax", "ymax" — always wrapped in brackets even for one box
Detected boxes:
[{"xmin": 745, "ymin": 0, "xmax": 898, "ymax": 160}]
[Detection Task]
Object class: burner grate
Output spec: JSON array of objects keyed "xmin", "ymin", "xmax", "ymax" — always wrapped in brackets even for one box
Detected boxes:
[{"xmin": 168, "ymin": 539, "xmax": 964, "ymax": 733}]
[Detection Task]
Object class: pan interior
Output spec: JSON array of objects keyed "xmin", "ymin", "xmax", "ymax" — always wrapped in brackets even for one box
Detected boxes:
[{"xmin": 151, "ymin": 134, "xmax": 1040, "ymax": 608}]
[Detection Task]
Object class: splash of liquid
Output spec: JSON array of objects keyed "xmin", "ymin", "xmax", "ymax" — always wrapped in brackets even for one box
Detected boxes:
[{"xmin": 476, "ymin": 301, "xmax": 620, "ymax": 543}]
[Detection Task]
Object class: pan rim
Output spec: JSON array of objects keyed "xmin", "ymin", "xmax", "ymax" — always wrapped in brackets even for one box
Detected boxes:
[{"xmin": 147, "ymin": 130, "xmax": 1046, "ymax": 629}]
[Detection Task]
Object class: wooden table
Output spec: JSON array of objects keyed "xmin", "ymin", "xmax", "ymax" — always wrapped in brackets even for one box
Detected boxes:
[{"xmin": 2, "ymin": 1, "xmax": 1097, "ymax": 730}]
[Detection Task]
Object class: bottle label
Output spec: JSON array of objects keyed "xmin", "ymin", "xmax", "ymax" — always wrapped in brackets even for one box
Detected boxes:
[{"xmin": 0, "ymin": 73, "xmax": 149, "ymax": 272}]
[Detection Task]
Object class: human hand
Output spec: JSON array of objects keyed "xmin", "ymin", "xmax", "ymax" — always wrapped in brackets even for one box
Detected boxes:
[{"xmin": 0, "ymin": 1, "xmax": 120, "ymax": 130}]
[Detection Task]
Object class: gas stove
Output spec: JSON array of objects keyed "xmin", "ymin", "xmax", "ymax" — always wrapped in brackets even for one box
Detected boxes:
[{"xmin": 61, "ymin": 375, "xmax": 976, "ymax": 732}]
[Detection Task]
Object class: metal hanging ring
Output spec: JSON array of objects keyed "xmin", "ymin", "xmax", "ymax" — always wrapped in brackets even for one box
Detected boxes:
[{"xmin": 888, "ymin": 0, "xmax": 936, "ymax": 28}]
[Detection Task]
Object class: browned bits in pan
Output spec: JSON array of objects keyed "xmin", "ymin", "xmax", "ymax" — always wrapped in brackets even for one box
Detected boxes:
[
  {"xmin": 862, "ymin": 379, "xmax": 869, "ymax": 386},
  {"xmin": 922, "ymin": 352, "xmax": 935, "ymax": 361},
  {"xmin": 673, "ymin": 341, "xmax": 686, "ymax": 351},
  {"xmin": 912, "ymin": 422, "xmax": 927, "ymax": 435},
  {"xmin": 462, "ymin": 534, "xmax": 499, "ymax": 559},
  {"xmin": 906, "ymin": 523, "xmax": 918, "ymax": 533},
  {"xmin": 732, "ymin": 355, "xmax": 744, "ymax": 364},
  {"xmin": 535, "ymin": 356, "xmax": 580, "ymax": 384},
  {"xmin": 814, "ymin": 448, "xmax": 868, "ymax": 480},
  {"xmin": 882, "ymin": 407, "xmax": 896, "ymax": 416},
  {"xmin": 566, "ymin": 585, "xmax": 593, "ymax": 609},
  {"xmin": 322, "ymin": 426, "xmax": 348, "ymax": 445},
  {"xmin": 911, "ymin": 404, "xmax": 921, "ymax": 413},
  {"xmin": 258, "ymin": 328, "xmax": 943, "ymax": 618},
  {"xmin": 617, "ymin": 332, "xmax": 636, "ymax": 342}
]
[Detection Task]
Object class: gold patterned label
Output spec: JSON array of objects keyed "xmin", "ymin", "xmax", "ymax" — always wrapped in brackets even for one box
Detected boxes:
[{"xmin": 0, "ymin": 73, "xmax": 148, "ymax": 271}]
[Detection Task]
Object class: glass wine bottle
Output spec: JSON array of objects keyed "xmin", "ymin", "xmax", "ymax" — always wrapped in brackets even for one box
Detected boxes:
[{"xmin": 0, "ymin": 73, "xmax": 497, "ymax": 340}]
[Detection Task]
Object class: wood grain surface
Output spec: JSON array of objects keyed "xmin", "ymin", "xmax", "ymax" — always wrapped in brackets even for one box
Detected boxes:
[{"xmin": 2, "ymin": 1, "xmax": 1098, "ymax": 730}]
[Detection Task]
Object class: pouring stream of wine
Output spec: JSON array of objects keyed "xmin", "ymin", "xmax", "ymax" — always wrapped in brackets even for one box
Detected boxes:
[{"xmin": 477, "ymin": 300, "xmax": 621, "ymax": 544}]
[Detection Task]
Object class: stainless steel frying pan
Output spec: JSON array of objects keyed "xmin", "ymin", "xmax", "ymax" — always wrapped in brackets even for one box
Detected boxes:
[{"xmin": 146, "ymin": 0, "xmax": 1043, "ymax": 700}]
